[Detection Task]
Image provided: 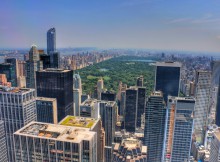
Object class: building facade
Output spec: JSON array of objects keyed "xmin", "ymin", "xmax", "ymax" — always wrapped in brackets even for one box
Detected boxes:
[
  {"xmin": 36, "ymin": 69, "xmax": 73, "ymax": 122},
  {"xmin": 0, "ymin": 120, "xmax": 8, "ymax": 162},
  {"xmin": 36, "ymin": 97, "xmax": 58, "ymax": 124},
  {"xmin": 0, "ymin": 63, "xmax": 16, "ymax": 87},
  {"xmin": 155, "ymin": 62, "xmax": 181, "ymax": 102},
  {"xmin": 194, "ymin": 71, "xmax": 211, "ymax": 131},
  {"xmin": 144, "ymin": 91, "xmax": 166, "ymax": 162},
  {"xmin": 209, "ymin": 132, "xmax": 220, "ymax": 162},
  {"xmin": 0, "ymin": 86, "xmax": 36, "ymax": 162},
  {"xmin": 14, "ymin": 122, "xmax": 97, "ymax": 162},
  {"xmin": 47, "ymin": 28, "xmax": 56, "ymax": 54},
  {"xmin": 26, "ymin": 45, "xmax": 43, "ymax": 88},
  {"xmin": 125, "ymin": 87, "xmax": 138, "ymax": 132},
  {"xmin": 164, "ymin": 96, "xmax": 195, "ymax": 162}
]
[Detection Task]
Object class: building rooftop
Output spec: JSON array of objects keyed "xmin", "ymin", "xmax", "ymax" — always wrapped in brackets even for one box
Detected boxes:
[
  {"xmin": 156, "ymin": 61, "xmax": 182, "ymax": 67},
  {"xmin": 59, "ymin": 116, "xmax": 98, "ymax": 129},
  {"xmin": 36, "ymin": 97, "xmax": 56, "ymax": 102},
  {"xmin": 81, "ymin": 98, "xmax": 97, "ymax": 107},
  {"xmin": 39, "ymin": 68, "xmax": 70, "ymax": 73},
  {"xmin": 14, "ymin": 121, "xmax": 96, "ymax": 143},
  {"xmin": 151, "ymin": 91, "xmax": 163, "ymax": 97},
  {"xmin": 0, "ymin": 86, "xmax": 34, "ymax": 93}
]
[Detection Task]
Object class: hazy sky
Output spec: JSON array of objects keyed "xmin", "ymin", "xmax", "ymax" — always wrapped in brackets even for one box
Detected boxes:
[{"xmin": 1, "ymin": 0, "xmax": 220, "ymax": 52}]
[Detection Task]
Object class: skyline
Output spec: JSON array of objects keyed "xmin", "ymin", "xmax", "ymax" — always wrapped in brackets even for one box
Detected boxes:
[{"xmin": 1, "ymin": 0, "xmax": 220, "ymax": 53}]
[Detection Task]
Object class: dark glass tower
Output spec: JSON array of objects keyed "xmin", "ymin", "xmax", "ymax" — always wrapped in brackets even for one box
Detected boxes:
[
  {"xmin": 216, "ymin": 84, "xmax": 220, "ymax": 126},
  {"xmin": 124, "ymin": 87, "xmax": 138, "ymax": 132},
  {"xmin": 36, "ymin": 69, "xmax": 73, "ymax": 122},
  {"xmin": 47, "ymin": 28, "xmax": 56, "ymax": 54},
  {"xmin": 155, "ymin": 62, "xmax": 181, "ymax": 102},
  {"xmin": 144, "ymin": 91, "xmax": 166, "ymax": 162},
  {"xmin": 5, "ymin": 58, "xmax": 18, "ymax": 86},
  {"xmin": 136, "ymin": 87, "xmax": 146, "ymax": 127},
  {"xmin": 0, "ymin": 63, "xmax": 16, "ymax": 87},
  {"xmin": 101, "ymin": 91, "xmax": 116, "ymax": 101}
]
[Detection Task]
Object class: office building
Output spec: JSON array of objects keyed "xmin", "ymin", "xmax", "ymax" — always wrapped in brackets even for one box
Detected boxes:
[
  {"xmin": 155, "ymin": 61, "xmax": 181, "ymax": 102},
  {"xmin": 113, "ymin": 137, "xmax": 147, "ymax": 161},
  {"xmin": 60, "ymin": 116, "xmax": 103, "ymax": 162},
  {"xmin": 194, "ymin": 71, "xmax": 211, "ymax": 131},
  {"xmin": 47, "ymin": 27, "xmax": 56, "ymax": 54},
  {"xmin": 101, "ymin": 90, "xmax": 116, "ymax": 101},
  {"xmin": 164, "ymin": 96, "xmax": 195, "ymax": 162},
  {"xmin": 26, "ymin": 45, "xmax": 43, "ymax": 88},
  {"xmin": 0, "ymin": 120, "xmax": 8, "ymax": 162},
  {"xmin": 73, "ymin": 89, "xmax": 82, "ymax": 116},
  {"xmin": 5, "ymin": 58, "xmax": 18, "ymax": 86},
  {"xmin": 50, "ymin": 51, "xmax": 60, "ymax": 68},
  {"xmin": 80, "ymin": 99, "xmax": 99, "ymax": 119},
  {"xmin": 14, "ymin": 121, "xmax": 97, "ymax": 162},
  {"xmin": 97, "ymin": 78, "xmax": 104, "ymax": 100},
  {"xmin": 73, "ymin": 73, "xmax": 82, "ymax": 89},
  {"xmin": 137, "ymin": 75, "xmax": 144, "ymax": 87},
  {"xmin": 0, "ymin": 63, "xmax": 16, "ymax": 86},
  {"xmin": 124, "ymin": 87, "xmax": 138, "ymax": 132},
  {"xmin": 0, "ymin": 74, "xmax": 11, "ymax": 87},
  {"xmin": 144, "ymin": 91, "xmax": 166, "ymax": 162},
  {"xmin": 137, "ymin": 87, "xmax": 146, "ymax": 128},
  {"xmin": 209, "ymin": 131, "xmax": 220, "ymax": 162},
  {"xmin": 211, "ymin": 60, "xmax": 220, "ymax": 86},
  {"xmin": 216, "ymin": 86, "xmax": 220, "ymax": 127},
  {"xmin": 99, "ymin": 101, "xmax": 117, "ymax": 162},
  {"xmin": 18, "ymin": 60, "xmax": 26, "ymax": 77},
  {"xmin": 39, "ymin": 53, "xmax": 51, "ymax": 69},
  {"xmin": 0, "ymin": 86, "xmax": 36, "ymax": 162},
  {"xmin": 36, "ymin": 69, "xmax": 73, "ymax": 121},
  {"xmin": 36, "ymin": 97, "xmax": 58, "ymax": 124},
  {"xmin": 119, "ymin": 90, "xmax": 126, "ymax": 116}
]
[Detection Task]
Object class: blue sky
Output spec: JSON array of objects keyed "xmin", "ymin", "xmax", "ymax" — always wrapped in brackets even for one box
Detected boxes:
[{"xmin": 1, "ymin": 0, "xmax": 220, "ymax": 52}]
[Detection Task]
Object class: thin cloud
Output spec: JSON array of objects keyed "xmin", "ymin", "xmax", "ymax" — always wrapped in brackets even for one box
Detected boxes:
[{"xmin": 169, "ymin": 14, "xmax": 220, "ymax": 25}]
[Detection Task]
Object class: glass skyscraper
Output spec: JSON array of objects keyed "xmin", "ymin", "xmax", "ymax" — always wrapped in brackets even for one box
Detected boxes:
[
  {"xmin": 144, "ymin": 91, "xmax": 166, "ymax": 162},
  {"xmin": 36, "ymin": 69, "xmax": 73, "ymax": 122},
  {"xmin": 164, "ymin": 96, "xmax": 195, "ymax": 162},
  {"xmin": 47, "ymin": 27, "xmax": 56, "ymax": 54},
  {"xmin": 155, "ymin": 62, "xmax": 181, "ymax": 102},
  {"xmin": 0, "ymin": 120, "xmax": 8, "ymax": 162}
]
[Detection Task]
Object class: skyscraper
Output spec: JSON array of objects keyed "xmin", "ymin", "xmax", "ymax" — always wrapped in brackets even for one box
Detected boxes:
[
  {"xmin": 26, "ymin": 45, "xmax": 43, "ymax": 88},
  {"xmin": 36, "ymin": 69, "xmax": 73, "ymax": 122},
  {"xmin": 137, "ymin": 75, "xmax": 144, "ymax": 87},
  {"xmin": 216, "ymin": 86, "xmax": 220, "ymax": 127},
  {"xmin": 14, "ymin": 121, "xmax": 97, "ymax": 162},
  {"xmin": 47, "ymin": 27, "xmax": 56, "ymax": 54},
  {"xmin": 209, "ymin": 131, "xmax": 220, "ymax": 162},
  {"xmin": 0, "ymin": 120, "xmax": 8, "ymax": 162},
  {"xmin": 36, "ymin": 97, "xmax": 58, "ymax": 124},
  {"xmin": 137, "ymin": 87, "xmax": 146, "ymax": 128},
  {"xmin": 0, "ymin": 63, "xmax": 16, "ymax": 86},
  {"xmin": 73, "ymin": 88, "xmax": 81, "ymax": 116},
  {"xmin": 211, "ymin": 60, "xmax": 220, "ymax": 86},
  {"xmin": 73, "ymin": 73, "xmax": 82, "ymax": 89},
  {"xmin": 99, "ymin": 101, "xmax": 117, "ymax": 162},
  {"xmin": 47, "ymin": 28, "xmax": 60, "ymax": 68},
  {"xmin": 194, "ymin": 71, "xmax": 211, "ymax": 131},
  {"xmin": 0, "ymin": 86, "xmax": 36, "ymax": 162},
  {"xmin": 155, "ymin": 62, "xmax": 181, "ymax": 102},
  {"xmin": 144, "ymin": 91, "xmax": 166, "ymax": 162},
  {"xmin": 5, "ymin": 58, "xmax": 18, "ymax": 86},
  {"xmin": 124, "ymin": 87, "xmax": 138, "ymax": 132},
  {"xmin": 164, "ymin": 96, "xmax": 195, "ymax": 162},
  {"xmin": 97, "ymin": 78, "xmax": 104, "ymax": 100}
]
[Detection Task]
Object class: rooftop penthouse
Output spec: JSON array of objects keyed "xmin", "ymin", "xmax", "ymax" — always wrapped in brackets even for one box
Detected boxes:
[
  {"xmin": 0, "ymin": 85, "xmax": 34, "ymax": 93},
  {"xmin": 59, "ymin": 116, "xmax": 99, "ymax": 129}
]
